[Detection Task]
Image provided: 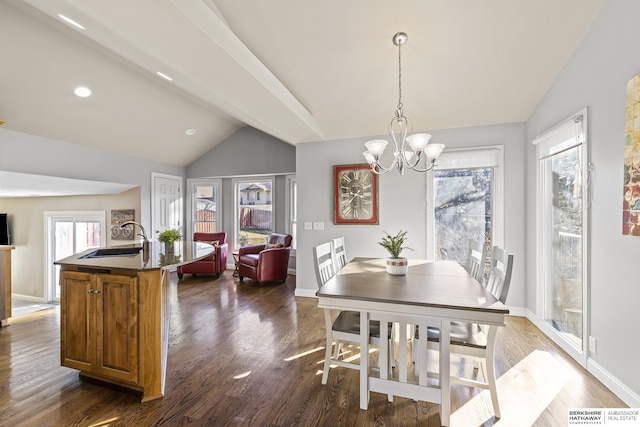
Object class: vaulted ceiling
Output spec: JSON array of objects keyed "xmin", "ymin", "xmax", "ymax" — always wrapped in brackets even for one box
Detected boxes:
[{"xmin": 1, "ymin": 0, "xmax": 605, "ymax": 169}]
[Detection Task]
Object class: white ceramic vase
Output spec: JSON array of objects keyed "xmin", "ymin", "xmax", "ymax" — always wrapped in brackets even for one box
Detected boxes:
[{"xmin": 386, "ymin": 257, "xmax": 408, "ymax": 275}]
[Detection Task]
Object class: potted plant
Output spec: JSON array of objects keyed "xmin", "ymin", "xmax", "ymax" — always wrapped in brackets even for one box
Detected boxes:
[
  {"xmin": 158, "ymin": 228, "xmax": 182, "ymax": 254},
  {"xmin": 378, "ymin": 230, "xmax": 413, "ymax": 275}
]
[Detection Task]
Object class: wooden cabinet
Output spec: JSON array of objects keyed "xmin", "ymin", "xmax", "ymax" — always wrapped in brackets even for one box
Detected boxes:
[
  {"xmin": 61, "ymin": 271, "xmax": 140, "ymax": 387},
  {"xmin": 55, "ymin": 241, "xmax": 210, "ymax": 401},
  {"xmin": 0, "ymin": 246, "xmax": 14, "ymax": 327}
]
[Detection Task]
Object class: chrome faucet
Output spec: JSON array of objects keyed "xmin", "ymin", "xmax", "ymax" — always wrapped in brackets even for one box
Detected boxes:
[
  {"xmin": 121, "ymin": 221, "xmax": 150, "ymax": 256},
  {"xmin": 121, "ymin": 221, "xmax": 148, "ymax": 242}
]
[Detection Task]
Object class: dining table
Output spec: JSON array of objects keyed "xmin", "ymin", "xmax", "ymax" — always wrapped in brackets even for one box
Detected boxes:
[{"xmin": 316, "ymin": 257, "xmax": 509, "ymax": 426}]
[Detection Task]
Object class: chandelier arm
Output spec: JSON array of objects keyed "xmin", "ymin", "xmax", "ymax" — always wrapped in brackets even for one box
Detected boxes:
[
  {"xmin": 408, "ymin": 159, "xmax": 438, "ymax": 173},
  {"xmin": 369, "ymin": 164, "xmax": 393, "ymax": 175},
  {"xmin": 362, "ymin": 32, "xmax": 445, "ymax": 175}
]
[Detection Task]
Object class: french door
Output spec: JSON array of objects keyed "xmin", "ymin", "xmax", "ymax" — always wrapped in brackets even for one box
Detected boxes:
[
  {"xmin": 46, "ymin": 212, "xmax": 105, "ymax": 302},
  {"xmin": 534, "ymin": 109, "xmax": 589, "ymax": 365}
]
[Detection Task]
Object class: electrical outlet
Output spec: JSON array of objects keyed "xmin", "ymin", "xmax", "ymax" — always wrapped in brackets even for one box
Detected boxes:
[{"xmin": 589, "ymin": 336, "xmax": 597, "ymax": 354}]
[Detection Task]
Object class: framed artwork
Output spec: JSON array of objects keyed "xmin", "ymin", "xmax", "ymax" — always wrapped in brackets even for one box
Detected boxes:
[
  {"xmin": 110, "ymin": 209, "xmax": 135, "ymax": 240},
  {"xmin": 333, "ymin": 163, "xmax": 379, "ymax": 224},
  {"xmin": 623, "ymin": 72, "xmax": 640, "ymax": 236}
]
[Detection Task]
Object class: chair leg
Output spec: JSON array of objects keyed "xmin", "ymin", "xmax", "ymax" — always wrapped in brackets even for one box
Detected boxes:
[
  {"xmin": 322, "ymin": 337, "xmax": 333, "ymax": 385},
  {"xmin": 177, "ymin": 273, "xmax": 183, "ymax": 280},
  {"xmin": 485, "ymin": 358, "xmax": 501, "ymax": 418},
  {"xmin": 333, "ymin": 341, "xmax": 342, "ymax": 359}
]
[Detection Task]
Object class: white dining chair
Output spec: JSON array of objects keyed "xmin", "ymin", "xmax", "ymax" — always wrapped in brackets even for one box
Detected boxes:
[
  {"xmin": 465, "ymin": 239, "xmax": 486, "ymax": 283},
  {"xmin": 414, "ymin": 246, "xmax": 514, "ymax": 418},
  {"xmin": 331, "ymin": 236, "xmax": 348, "ymax": 271},
  {"xmin": 313, "ymin": 242, "xmax": 394, "ymax": 390}
]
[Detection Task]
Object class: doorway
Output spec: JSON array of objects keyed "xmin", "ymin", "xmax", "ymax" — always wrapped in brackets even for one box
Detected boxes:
[
  {"xmin": 534, "ymin": 109, "xmax": 589, "ymax": 365},
  {"xmin": 45, "ymin": 211, "xmax": 105, "ymax": 302},
  {"xmin": 151, "ymin": 173, "xmax": 183, "ymax": 240}
]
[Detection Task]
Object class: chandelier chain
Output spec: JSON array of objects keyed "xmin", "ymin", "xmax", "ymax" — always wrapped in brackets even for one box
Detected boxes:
[{"xmin": 397, "ymin": 41, "xmax": 403, "ymax": 111}]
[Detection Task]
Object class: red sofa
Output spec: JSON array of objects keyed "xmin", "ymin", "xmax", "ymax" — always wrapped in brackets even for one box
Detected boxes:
[
  {"xmin": 238, "ymin": 233, "xmax": 292, "ymax": 285},
  {"xmin": 177, "ymin": 232, "xmax": 228, "ymax": 280}
]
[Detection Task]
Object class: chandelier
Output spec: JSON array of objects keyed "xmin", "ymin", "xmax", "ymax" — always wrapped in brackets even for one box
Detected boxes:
[{"xmin": 363, "ymin": 32, "xmax": 445, "ymax": 175}]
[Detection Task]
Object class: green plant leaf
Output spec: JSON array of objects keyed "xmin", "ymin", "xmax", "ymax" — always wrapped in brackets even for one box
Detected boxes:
[{"xmin": 378, "ymin": 230, "xmax": 413, "ymax": 258}]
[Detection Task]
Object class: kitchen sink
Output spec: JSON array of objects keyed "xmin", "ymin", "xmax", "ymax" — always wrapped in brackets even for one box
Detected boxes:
[{"xmin": 80, "ymin": 247, "xmax": 143, "ymax": 258}]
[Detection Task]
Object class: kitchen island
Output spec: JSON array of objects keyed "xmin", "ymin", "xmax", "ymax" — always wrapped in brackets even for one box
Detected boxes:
[{"xmin": 55, "ymin": 241, "xmax": 213, "ymax": 402}]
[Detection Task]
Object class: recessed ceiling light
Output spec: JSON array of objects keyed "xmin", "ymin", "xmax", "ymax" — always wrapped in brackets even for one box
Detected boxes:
[
  {"xmin": 58, "ymin": 14, "xmax": 85, "ymax": 30},
  {"xmin": 74, "ymin": 86, "xmax": 92, "ymax": 98},
  {"xmin": 156, "ymin": 71, "xmax": 173, "ymax": 81},
  {"xmin": 185, "ymin": 129, "xmax": 196, "ymax": 136}
]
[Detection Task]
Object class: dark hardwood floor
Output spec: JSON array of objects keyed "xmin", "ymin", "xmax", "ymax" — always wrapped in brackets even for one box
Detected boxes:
[{"xmin": 0, "ymin": 271, "xmax": 626, "ymax": 426}]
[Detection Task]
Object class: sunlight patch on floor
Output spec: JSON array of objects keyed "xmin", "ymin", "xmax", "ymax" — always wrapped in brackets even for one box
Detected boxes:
[
  {"xmin": 451, "ymin": 350, "xmax": 570, "ymax": 426},
  {"xmin": 284, "ymin": 346, "xmax": 324, "ymax": 361}
]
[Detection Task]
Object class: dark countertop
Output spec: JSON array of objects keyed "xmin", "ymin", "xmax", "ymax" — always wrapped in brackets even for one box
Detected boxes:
[{"xmin": 54, "ymin": 241, "xmax": 214, "ymax": 272}]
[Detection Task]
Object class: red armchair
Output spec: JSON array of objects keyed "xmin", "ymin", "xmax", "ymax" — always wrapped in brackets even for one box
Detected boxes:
[
  {"xmin": 177, "ymin": 232, "xmax": 228, "ymax": 280},
  {"xmin": 238, "ymin": 233, "xmax": 292, "ymax": 285}
]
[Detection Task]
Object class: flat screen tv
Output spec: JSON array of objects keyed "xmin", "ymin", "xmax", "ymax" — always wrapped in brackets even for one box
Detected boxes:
[{"xmin": 0, "ymin": 213, "xmax": 10, "ymax": 245}]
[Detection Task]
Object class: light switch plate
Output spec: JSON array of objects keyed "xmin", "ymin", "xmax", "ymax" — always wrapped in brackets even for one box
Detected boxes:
[
  {"xmin": 313, "ymin": 222, "xmax": 324, "ymax": 230},
  {"xmin": 304, "ymin": 222, "xmax": 313, "ymax": 230}
]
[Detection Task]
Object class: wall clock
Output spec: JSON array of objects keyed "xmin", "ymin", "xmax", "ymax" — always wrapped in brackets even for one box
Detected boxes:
[{"xmin": 333, "ymin": 163, "xmax": 379, "ymax": 224}]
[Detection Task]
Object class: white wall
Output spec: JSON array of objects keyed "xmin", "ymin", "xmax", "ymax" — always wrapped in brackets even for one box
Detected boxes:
[
  {"xmin": 0, "ymin": 189, "xmax": 141, "ymax": 299},
  {"xmin": 296, "ymin": 122, "xmax": 526, "ymax": 310},
  {"xmin": 525, "ymin": 0, "xmax": 640, "ymax": 404},
  {"xmin": 0, "ymin": 128, "xmax": 185, "ymax": 299},
  {"xmin": 0, "ymin": 128, "xmax": 185, "ymax": 229}
]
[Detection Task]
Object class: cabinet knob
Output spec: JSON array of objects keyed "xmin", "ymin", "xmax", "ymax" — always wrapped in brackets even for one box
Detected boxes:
[{"xmin": 87, "ymin": 289, "xmax": 93, "ymax": 294}]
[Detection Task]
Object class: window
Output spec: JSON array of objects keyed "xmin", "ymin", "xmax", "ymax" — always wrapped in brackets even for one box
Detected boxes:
[
  {"xmin": 427, "ymin": 146, "xmax": 504, "ymax": 275},
  {"xmin": 187, "ymin": 179, "xmax": 221, "ymax": 235},
  {"xmin": 234, "ymin": 177, "xmax": 274, "ymax": 250}
]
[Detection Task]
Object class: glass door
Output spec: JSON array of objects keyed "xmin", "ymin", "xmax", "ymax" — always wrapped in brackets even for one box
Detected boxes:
[
  {"xmin": 535, "ymin": 109, "xmax": 589, "ymax": 365},
  {"xmin": 47, "ymin": 212, "xmax": 104, "ymax": 302},
  {"xmin": 541, "ymin": 146, "xmax": 585, "ymax": 347}
]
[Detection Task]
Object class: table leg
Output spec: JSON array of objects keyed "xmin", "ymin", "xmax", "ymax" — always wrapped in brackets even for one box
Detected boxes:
[
  {"xmin": 440, "ymin": 320, "xmax": 451, "ymax": 426},
  {"xmin": 360, "ymin": 310, "xmax": 369, "ymax": 410},
  {"xmin": 232, "ymin": 252, "xmax": 239, "ymax": 277}
]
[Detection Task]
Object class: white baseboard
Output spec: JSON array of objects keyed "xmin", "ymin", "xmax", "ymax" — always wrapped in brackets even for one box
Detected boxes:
[
  {"xmin": 294, "ymin": 288, "xmax": 317, "ymax": 298},
  {"xmin": 11, "ymin": 293, "xmax": 46, "ymax": 303},
  {"xmin": 506, "ymin": 305, "xmax": 527, "ymax": 317},
  {"xmin": 525, "ymin": 309, "xmax": 639, "ymax": 408},
  {"xmin": 588, "ymin": 358, "xmax": 640, "ymax": 408}
]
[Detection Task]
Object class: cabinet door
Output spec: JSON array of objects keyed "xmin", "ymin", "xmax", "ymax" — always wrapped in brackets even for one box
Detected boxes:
[
  {"xmin": 60, "ymin": 271, "xmax": 94, "ymax": 371},
  {"xmin": 95, "ymin": 274, "xmax": 139, "ymax": 383}
]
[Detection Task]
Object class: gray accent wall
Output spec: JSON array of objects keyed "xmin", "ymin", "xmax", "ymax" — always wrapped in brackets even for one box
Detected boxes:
[
  {"xmin": 525, "ymin": 0, "xmax": 640, "ymax": 403},
  {"xmin": 187, "ymin": 127, "xmax": 295, "ymax": 178},
  {"xmin": 186, "ymin": 126, "xmax": 296, "ymax": 266}
]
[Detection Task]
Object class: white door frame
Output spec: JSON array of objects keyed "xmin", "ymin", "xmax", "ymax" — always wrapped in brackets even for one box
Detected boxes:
[
  {"xmin": 44, "ymin": 211, "xmax": 106, "ymax": 303},
  {"xmin": 532, "ymin": 108, "xmax": 589, "ymax": 367},
  {"xmin": 151, "ymin": 172, "xmax": 184, "ymax": 241}
]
